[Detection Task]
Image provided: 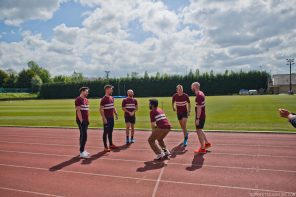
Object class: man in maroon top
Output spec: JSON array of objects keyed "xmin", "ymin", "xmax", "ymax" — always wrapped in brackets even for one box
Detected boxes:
[
  {"xmin": 100, "ymin": 85, "xmax": 118, "ymax": 152},
  {"xmin": 191, "ymin": 82, "xmax": 211, "ymax": 154},
  {"xmin": 172, "ymin": 84, "xmax": 191, "ymax": 147},
  {"xmin": 122, "ymin": 89, "xmax": 138, "ymax": 144},
  {"xmin": 148, "ymin": 99, "xmax": 171, "ymax": 160},
  {"xmin": 75, "ymin": 87, "xmax": 90, "ymax": 158}
]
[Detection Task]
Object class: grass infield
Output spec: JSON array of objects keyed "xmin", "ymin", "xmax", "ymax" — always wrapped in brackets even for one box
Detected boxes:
[{"xmin": 0, "ymin": 95, "xmax": 295, "ymax": 132}]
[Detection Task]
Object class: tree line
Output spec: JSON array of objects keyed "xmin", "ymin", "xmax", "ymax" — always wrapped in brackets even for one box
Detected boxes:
[{"xmin": 0, "ymin": 61, "xmax": 269, "ymax": 97}]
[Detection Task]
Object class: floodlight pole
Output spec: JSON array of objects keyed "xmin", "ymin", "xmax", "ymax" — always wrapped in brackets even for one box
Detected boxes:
[
  {"xmin": 286, "ymin": 59, "xmax": 295, "ymax": 94},
  {"xmin": 105, "ymin": 71, "xmax": 110, "ymax": 80}
]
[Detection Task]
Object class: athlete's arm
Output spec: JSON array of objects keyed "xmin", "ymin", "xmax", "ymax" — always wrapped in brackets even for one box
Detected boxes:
[
  {"xmin": 172, "ymin": 100, "xmax": 176, "ymax": 111},
  {"xmin": 76, "ymin": 106, "xmax": 83, "ymax": 123},
  {"xmin": 151, "ymin": 122, "xmax": 157, "ymax": 129},
  {"xmin": 100, "ymin": 105, "xmax": 107, "ymax": 124},
  {"xmin": 187, "ymin": 102, "xmax": 191, "ymax": 115},
  {"xmin": 114, "ymin": 107, "xmax": 118, "ymax": 120}
]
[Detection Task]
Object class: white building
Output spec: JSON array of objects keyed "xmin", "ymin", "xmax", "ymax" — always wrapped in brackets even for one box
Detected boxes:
[{"xmin": 268, "ymin": 73, "xmax": 296, "ymax": 94}]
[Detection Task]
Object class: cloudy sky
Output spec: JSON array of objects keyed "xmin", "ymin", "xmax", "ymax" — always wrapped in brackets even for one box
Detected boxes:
[{"xmin": 0, "ymin": 0, "xmax": 295, "ymax": 78}]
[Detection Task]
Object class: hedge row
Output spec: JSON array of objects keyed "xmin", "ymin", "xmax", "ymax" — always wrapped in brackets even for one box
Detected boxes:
[{"xmin": 39, "ymin": 71, "xmax": 269, "ymax": 99}]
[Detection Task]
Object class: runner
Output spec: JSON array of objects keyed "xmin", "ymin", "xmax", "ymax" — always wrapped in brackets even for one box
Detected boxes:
[
  {"xmin": 75, "ymin": 87, "xmax": 90, "ymax": 158},
  {"xmin": 148, "ymin": 98, "xmax": 172, "ymax": 160},
  {"xmin": 100, "ymin": 85, "xmax": 118, "ymax": 152},
  {"xmin": 122, "ymin": 89, "xmax": 138, "ymax": 144},
  {"xmin": 172, "ymin": 84, "xmax": 191, "ymax": 146},
  {"xmin": 191, "ymin": 82, "xmax": 212, "ymax": 154}
]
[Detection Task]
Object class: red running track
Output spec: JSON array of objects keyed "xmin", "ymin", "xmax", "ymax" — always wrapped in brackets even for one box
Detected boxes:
[{"xmin": 0, "ymin": 127, "xmax": 295, "ymax": 197}]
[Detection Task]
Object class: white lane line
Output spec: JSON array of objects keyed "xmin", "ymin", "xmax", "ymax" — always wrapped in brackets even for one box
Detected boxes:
[
  {"xmin": 0, "ymin": 138, "xmax": 296, "ymax": 150},
  {"xmin": 0, "ymin": 163, "xmax": 295, "ymax": 195},
  {"xmin": 1, "ymin": 133, "xmax": 296, "ymax": 143},
  {"xmin": 152, "ymin": 160, "xmax": 167, "ymax": 197},
  {"xmin": 0, "ymin": 149, "xmax": 295, "ymax": 173},
  {"xmin": 152, "ymin": 140, "xmax": 182, "ymax": 197},
  {"xmin": 0, "ymin": 186, "xmax": 64, "ymax": 197},
  {"xmin": 1, "ymin": 140, "xmax": 296, "ymax": 159}
]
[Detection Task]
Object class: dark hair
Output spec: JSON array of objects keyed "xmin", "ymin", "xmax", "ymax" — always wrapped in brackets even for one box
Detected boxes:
[
  {"xmin": 149, "ymin": 99, "xmax": 158, "ymax": 108},
  {"xmin": 79, "ymin": 87, "xmax": 89, "ymax": 93}
]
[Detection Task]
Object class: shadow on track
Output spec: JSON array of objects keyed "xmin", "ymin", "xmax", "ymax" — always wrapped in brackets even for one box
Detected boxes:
[
  {"xmin": 49, "ymin": 156, "xmax": 81, "ymax": 172},
  {"xmin": 186, "ymin": 153, "xmax": 207, "ymax": 171}
]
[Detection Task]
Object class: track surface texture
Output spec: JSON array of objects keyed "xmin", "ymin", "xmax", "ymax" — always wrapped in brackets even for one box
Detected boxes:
[{"xmin": 0, "ymin": 127, "xmax": 295, "ymax": 197}]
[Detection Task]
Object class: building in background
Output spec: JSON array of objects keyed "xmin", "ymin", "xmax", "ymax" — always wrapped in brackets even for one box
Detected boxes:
[{"xmin": 268, "ymin": 74, "xmax": 296, "ymax": 94}]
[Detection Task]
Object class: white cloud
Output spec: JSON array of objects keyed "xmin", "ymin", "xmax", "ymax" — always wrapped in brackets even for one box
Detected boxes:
[
  {"xmin": 0, "ymin": 0, "xmax": 295, "ymax": 77},
  {"xmin": 0, "ymin": 0, "xmax": 63, "ymax": 26}
]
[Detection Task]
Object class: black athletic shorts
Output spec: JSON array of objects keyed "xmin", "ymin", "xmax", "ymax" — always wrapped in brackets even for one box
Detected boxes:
[
  {"xmin": 125, "ymin": 116, "xmax": 136, "ymax": 124},
  {"xmin": 195, "ymin": 119, "xmax": 205, "ymax": 129},
  {"xmin": 177, "ymin": 112, "xmax": 188, "ymax": 120}
]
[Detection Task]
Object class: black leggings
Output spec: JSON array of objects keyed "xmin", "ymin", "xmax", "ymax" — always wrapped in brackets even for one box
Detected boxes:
[
  {"xmin": 77, "ymin": 121, "xmax": 89, "ymax": 153},
  {"xmin": 103, "ymin": 118, "xmax": 114, "ymax": 148}
]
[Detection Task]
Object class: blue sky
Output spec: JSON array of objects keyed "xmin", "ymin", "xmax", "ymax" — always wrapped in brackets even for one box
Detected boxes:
[{"xmin": 0, "ymin": 0, "xmax": 295, "ymax": 77}]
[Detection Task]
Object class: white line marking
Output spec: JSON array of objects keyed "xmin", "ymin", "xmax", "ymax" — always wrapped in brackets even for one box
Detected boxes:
[
  {"xmin": 152, "ymin": 160, "xmax": 167, "ymax": 197},
  {"xmin": 1, "ymin": 149, "xmax": 295, "ymax": 173},
  {"xmin": 0, "ymin": 140, "xmax": 295, "ymax": 159},
  {"xmin": 0, "ymin": 186, "xmax": 64, "ymax": 197},
  {"xmin": 2, "ymin": 139, "xmax": 293, "ymax": 148},
  {"xmin": 1, "ymin": 133, "xmax": 296, "ymax": 142},
  {"xmin": 0, "ymin": 163, "xmax": 295, "ymax": 195}
]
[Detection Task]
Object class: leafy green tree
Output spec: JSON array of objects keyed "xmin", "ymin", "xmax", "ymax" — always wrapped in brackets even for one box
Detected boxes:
[
  {"xmin": 31, "ymin": 75, "xmax": 43, "ymax": 92},
  {"xmin": 53, "ymin": 75, "xmax": 71, "ymax": 83},
  {"xmin": 155, "ymin": 72, "xmax": 161, "ymax": 79},
  {"xmin": 3, "ymin": 74, "xmax": 17, "ymax": 88},
  {"xmin": 16, "ymin": 69, "xmax": 35, "ymax": 88},
  {"xmin": 144, "ymin": 71, "xmax": 149, "ymax": 79},
  {"xmin": 0, "ymin": 69, "xmax": 8, "ymax": 87},
  {"xmin": 70, "ymin": 72, "xmax": 84, "ymax": 82},
  {"xmin": 28, "ymin": 61, "xmax": 51, "ymax": 83}
]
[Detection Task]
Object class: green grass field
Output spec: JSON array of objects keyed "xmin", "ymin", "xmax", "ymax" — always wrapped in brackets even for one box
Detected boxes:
[
  {"xmin": 0, "ymin": 95, "xmax": 295, "ymax": 132},
  {"xmin": 0, "ymin": 93, "xmax": 37, "ymax": 100}
]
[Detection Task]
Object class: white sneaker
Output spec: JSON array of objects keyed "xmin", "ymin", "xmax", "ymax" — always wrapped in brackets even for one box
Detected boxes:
[
  {"xmin": 155, "ymin": 152, "xmax": 165, "ymax": 160},
  {"xmin": 164, "ymin": 150, "xmax": 171, "ymax": 157},
  {"xmin": 84, "ymin": 151, "xmax": 90, "ymax": 156},
  {"xmin": 80, "ymin": 151, "xmax": 90, "ymax": 158}
]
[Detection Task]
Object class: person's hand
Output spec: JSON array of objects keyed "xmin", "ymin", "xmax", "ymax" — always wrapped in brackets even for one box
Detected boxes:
[
  {"xmin": 103, "ymin": 117, "xmax": 107, "ymax": 124},
  {"xmin": 188, "ymin": 111, "xmax": 191, "ymax": 117},
  {"xmin": 195, "ymin": 119, "xmax": 200, "ymax": 126},
  {"xmin": 173, "ymin": 107, "xmax": 176, "ymax": 112},
  {"xmin": 279, "ymin": 109, "xmax": 290, "ymax": 118},
  {"xmin": 115, "ymin": 113, "xmax": 118, "ymax": 120},
  {"xmin": 129, "ymin": 111, "xmax": 134, "ymax": 116}
]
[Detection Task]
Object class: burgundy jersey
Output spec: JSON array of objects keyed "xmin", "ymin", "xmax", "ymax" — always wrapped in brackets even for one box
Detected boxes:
[
  {"xmin": 100, "ymin": 95, "xmax": 115, "ymax": 119},
  {"xmin": 122, "ymin": 97, "xmax": 138, "ymax": 117},
  {"xmin": 75, "ymin": 96, "xmax": 89, "ymax": 123},
  {"xmin": 150, "ymin": 108, "xmax": 171, "ymax": 129},
  {"xmin": 195, "ymin": 90, "xmax": 206, "ymax": 120},
  {"xmin": 172, "ymin": 93, "xmax": 190, "ymax": 114}
]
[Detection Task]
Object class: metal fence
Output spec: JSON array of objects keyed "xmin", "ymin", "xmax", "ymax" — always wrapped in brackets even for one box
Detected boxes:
[{"xmin": 0, "ymin": 88, "xmax": 32, "ymax": 93}]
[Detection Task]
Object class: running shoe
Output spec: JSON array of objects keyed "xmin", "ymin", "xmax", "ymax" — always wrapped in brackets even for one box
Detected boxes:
[
  {"xmin": 155, "ymin": 152, "xmax": 165, "ymax": 160},
  {"xmin": 126, "ymin": 139, "xmax": 130, "ymax": 144},
  {"xmin": 194, "ymin": 148, "xmax": 206, "ymax": 154},
  {"xmin": 164, "ymin": 149, "xmax": 171, "ymax": 157},
  {"xmin": 130, "ymin": 139, "xmax": 135, "ymax": 143},
  {"xmin": 205, "ymin": 143, "xmax": 212, "ymax": 149},
  {"xmin": 80, "ymin": 151, "xmax": 90, "ymax": 158},
  {"xmin": 110, "ymin": 144, "xmax": 119, "ymax": 149},
  {"xmin": 104, "ymin": 147, "xmax": 111, "ymax": 152}
]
